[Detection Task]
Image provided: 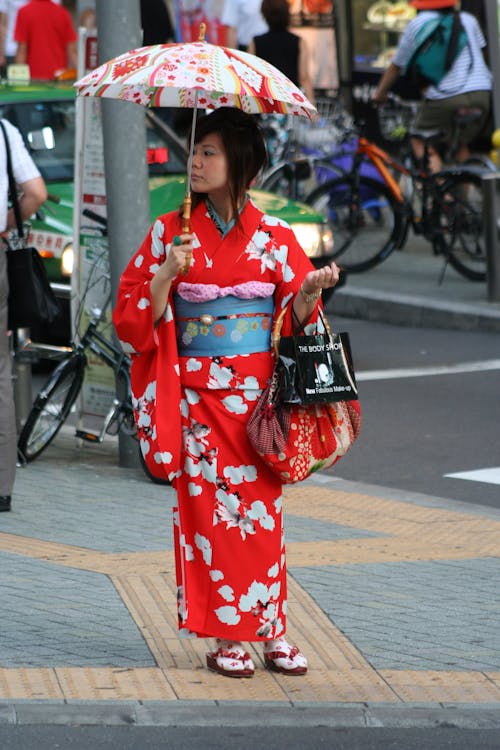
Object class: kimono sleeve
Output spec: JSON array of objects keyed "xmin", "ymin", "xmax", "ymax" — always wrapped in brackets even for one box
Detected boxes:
[
  {"xmin": 113, "ymin": 214, "xmax": 179, "ymax": 353},
  {"xmin": 272, "ymin": 223, "xmax": 320, "ymax": 338}
]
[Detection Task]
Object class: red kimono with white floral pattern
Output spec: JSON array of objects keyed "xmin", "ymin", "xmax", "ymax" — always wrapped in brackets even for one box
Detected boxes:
[{"xmin": 113, "ymin": 197, "xmax": 319, "ymax": 642}]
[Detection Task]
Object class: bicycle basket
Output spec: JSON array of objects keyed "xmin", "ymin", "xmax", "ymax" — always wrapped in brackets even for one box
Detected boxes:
[
  {"xmin": 294, "ymin": 97, "xmax": 353, "ymax": 153},
  {"xmin": 377, "ymin": 100, "xmax": 415, "ymax": 143}
]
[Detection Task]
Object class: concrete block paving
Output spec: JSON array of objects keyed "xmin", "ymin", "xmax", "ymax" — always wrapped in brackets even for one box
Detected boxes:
[{"xmin": 1, "ymin": 434, "xmax": 500, "ymax": 705}]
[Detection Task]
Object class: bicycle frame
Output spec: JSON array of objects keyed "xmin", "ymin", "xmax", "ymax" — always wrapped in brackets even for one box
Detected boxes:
[
  {"xmin": 348, "ymin": 135, "xmax": 448, "ymax": 242},
  {"xmin": 80, "ymin": 318, "xmax": 131, "ymax": 376},
  {"xmin": 357, "ymin": 137, "xmax": 407, "ymax": 203}
]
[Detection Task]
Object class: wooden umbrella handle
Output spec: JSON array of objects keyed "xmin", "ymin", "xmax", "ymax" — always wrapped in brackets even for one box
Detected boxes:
[{"xmin": 181, "ymin": 194, "xmax": 192, "ymax": 275}]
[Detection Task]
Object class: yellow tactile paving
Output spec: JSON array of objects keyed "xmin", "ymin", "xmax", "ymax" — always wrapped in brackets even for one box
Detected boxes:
[
  {"xmin": 0, "ymin": 668, "xmax": 63, "ymax": 700},
  {"xmin": 0, "ymin": 484, "xmax": 499, "ymax": 704},
  {"xmin": 379, "ymin": 670, "xmax": 500, "ymax": 703},
  {"xmin": 55, "ymin": 667, "xmax": 176, "ymax": 701},
  {"xmin": 287, "ymin": 534, "xmax": 498, "ymax": 566}
]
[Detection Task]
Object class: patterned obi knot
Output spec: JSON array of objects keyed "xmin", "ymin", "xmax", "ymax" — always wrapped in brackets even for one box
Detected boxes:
[{"xmin": 175, "ymin": 294, "xmax": 274, "ymax": 356}]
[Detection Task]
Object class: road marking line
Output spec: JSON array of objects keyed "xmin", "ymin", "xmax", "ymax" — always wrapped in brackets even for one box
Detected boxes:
[
  {"xmin": 445, "ymin": 468, "xmax": 500, "ymax": 486},
  {"xmin": 357, "ymin": 359, "xmax": 500, "ymax": 381}
]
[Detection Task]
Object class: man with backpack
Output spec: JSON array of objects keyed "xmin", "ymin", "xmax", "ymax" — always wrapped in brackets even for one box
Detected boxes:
[{"xmin": 372, "ymin": 0, "xmax": 492, "ymax": 171}]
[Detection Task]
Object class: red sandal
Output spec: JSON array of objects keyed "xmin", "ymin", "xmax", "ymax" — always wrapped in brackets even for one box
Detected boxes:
[
  {"xmin": 206, "ymin": 642, "xmax": 255, "ymax": 678},
  {"xmin": 263, "ymin": 639, "xmax": 308, "ymax": 675}
]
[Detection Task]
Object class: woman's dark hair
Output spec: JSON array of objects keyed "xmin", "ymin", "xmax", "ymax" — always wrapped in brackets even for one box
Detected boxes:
[
  {"xmin": 260, "ymin": 0, "xmax": 290, "ymax": 31},
  {"xmin": 188, "ymin": 107, "xmax": 267, "ymax": 219}
]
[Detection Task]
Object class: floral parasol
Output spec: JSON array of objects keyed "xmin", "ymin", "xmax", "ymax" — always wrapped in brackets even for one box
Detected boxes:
[
  {"xmin": 74, "ymin": 28, "xmax": 316, "ymax": 269},
  {"xmin": 74, "ymin": 37, "xmax": 316, "ymax": 118}
]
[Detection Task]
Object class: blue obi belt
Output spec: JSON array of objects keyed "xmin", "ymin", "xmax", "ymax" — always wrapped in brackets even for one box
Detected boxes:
[{"xmin": 175, "ymin": 294, "xmax": 274, "ymax": 356}]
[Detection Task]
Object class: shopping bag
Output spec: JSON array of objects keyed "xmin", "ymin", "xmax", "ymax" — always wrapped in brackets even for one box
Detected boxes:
[
  {"xmin": 277, "ymin": 309, "xmax": 358, "ymax": 404},
  {"xmin": 7, "ymin": 245, "xmax": 63, "ymax": 330}
]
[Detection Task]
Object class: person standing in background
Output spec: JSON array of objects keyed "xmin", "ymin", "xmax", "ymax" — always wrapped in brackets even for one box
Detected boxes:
[
  {"xmin": 248, "ymin": 0, "xmax": 315, "ymax": 108},
  {"xmin": 220, "ymin": 0, "xmax": 267, "ymax": 50},
  {"xmin": 0, "ymin": 119, "xmax": 47, "ymax": 513},
  {"xmin": 0, "ymin": 0, "xmax": 62, "ymax": 75},
  {"xmin": 248, "ymin": 0, "xmax": 316, "ymax": 168},
  {"xmin": 140, "ymin": 0, "xmax": 175, "ymax": 45},
  {"xmin": 14, "ymin": 0, "xmax": 77, "ymax": 80}
]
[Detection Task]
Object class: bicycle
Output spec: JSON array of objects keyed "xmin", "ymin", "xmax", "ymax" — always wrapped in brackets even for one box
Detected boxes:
[
  {"xmin": 304, "ymin": 97, "xmax": 490, "ymax": 281},
  {"xmin": 16, "ymin": 257, "xmax": 163, "ymax": 483},
  {"xmin": 17, "ymin": 296, "xmax": 136, "ymax": 455},
  {"xmin": 256, "ymin": 97, "xmax": 351, "ymax": 201}
]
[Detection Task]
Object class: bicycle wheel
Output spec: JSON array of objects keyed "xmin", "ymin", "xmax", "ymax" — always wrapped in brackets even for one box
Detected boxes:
[
  {"xmin": 433, "ymin": 170, "xmax": 486, "ymax": 281},
  {"xmin": 306, "ymin": 175, "xmax": 405, "ymax": 273},
  {"xmin": 259, "ymin": 159, "xmax": 342, "ymax": 201},
  {"xmin": 18, "ymin": 353, "xmax": 85, "ymax": 462}
]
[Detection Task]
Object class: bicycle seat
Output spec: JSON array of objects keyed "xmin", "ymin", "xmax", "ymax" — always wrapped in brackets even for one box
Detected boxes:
[
  {"xmin": 408, "ymin": 127, "xmax": 444, "ymax": 145},
  {"xmin": 453, "ymin": 107, "xmax": 484, "ymax": 127}
]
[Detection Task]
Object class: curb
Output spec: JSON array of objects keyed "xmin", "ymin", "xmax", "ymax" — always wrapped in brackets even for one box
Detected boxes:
[
  {"xmin": 1, "ymin": 701, "xmax": 500, "ymax": 728},
  {"xmin": 331, "ymin": 285, "xmax": 500, "ymax": 332}
]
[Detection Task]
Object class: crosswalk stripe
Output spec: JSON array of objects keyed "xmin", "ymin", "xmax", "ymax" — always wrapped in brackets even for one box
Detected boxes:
[
  {"xmin": 357, "ymin": 359, "xmax": 500, "ymax": 381},
  {"xmin": 445, "ymin": 468, "xmax": 500, "ymax": 486}
]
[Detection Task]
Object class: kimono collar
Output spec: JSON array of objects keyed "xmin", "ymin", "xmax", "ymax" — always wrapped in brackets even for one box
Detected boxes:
[{"xmin": 206, "ymin": 195, "xmax": 248, "ymax": 238}]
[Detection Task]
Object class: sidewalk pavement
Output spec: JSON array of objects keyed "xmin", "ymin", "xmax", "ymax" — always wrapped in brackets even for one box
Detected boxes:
[
  {"xmin": 1, "ymin": 244, "xmax": 500, "ymax": 729},
  {"xmin": 329, "ymin": 241, "xmax": 500, "ymax": 332}
]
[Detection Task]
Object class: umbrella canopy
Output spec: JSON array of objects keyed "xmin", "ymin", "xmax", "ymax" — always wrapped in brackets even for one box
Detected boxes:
[
  {"xmin": 74, "ymin": 30, "xmax": 316, "ymax": 272},
  {"xmin": 74, "ymin": 39, "xmax": 316, "ymax": 119}
]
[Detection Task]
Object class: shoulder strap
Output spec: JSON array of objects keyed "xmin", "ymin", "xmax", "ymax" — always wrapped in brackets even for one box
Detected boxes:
[
  {"xmin": 0, "ymin": 119, "xmax": 24, "ymax": 239},
  {"xmin": 444, "ymin": 10, "xmax": 463, "ymax": 72}
]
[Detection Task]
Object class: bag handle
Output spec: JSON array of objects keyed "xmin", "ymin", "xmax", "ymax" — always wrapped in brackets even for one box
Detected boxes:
[
  {"xmin": 0, "ymin": 119, "xmax": 25, "ymax": 241},
  {"xmin": 272, "ymin": 301, "xmax": 330, "ymax": 358}
]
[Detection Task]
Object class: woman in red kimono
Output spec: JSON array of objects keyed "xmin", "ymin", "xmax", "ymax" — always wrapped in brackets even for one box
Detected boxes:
[{"xmin": 113, "ymin": 108, "xmax": 340, "ymax": 678}]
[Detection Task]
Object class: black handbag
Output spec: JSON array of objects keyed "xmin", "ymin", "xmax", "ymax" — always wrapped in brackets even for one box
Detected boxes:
[
  {"xmin": 0, "ymin": 119, "xmax": 62, "ymax": 330},
  {"xmin": 276, "ymin": 307, "xmax": 358, "ymax": 405}
]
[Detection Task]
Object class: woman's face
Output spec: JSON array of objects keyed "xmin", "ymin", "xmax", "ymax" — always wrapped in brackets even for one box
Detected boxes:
[{"xmin": 190, "ymin": 132, "xmax": 230, "ymax": 198}]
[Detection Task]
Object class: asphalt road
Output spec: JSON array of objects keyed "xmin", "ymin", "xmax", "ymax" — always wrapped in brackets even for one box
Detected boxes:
[
  {"xmin": 324, "ymin": 315, "xmax": 500, "ymax": 509},
  {"xmin": 0, "ymin": 726, "xmax": 499, "ymax": 750}
]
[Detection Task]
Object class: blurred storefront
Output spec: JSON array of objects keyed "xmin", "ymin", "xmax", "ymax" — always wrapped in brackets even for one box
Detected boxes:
[
  {"xmin": 172, "ymin": 1, "xmax": 338, "ymax": 92},
  {"xmin": 334, "ymin": 0, "xmax": 499, "ymax": 141}
]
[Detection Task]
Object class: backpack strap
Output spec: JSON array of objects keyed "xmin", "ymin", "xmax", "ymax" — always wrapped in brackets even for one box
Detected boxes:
[
  {"xmin": 0, "ymin": 119, "xmax": 25, "ymax": 240},
  {"xmin": 444, "ymin": 9, "xmax": 464, "ymax": 73}
]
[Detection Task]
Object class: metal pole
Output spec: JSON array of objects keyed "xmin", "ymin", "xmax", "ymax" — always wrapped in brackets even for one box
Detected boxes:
[
  {"xmin": 482, "ymin": 172, "xmax": 500, "ymax": 303},
  {"xmin": 333, "ymin": 0, "xmax": 353, "ymax": 111},
  {"xmin": 483, "ymin": 0, "xmax": 500, "ymax": 132},
  {"xmin": 95, "ymin": 0, "xmax": 150, "ymax": 469},
  {"xmin": 12, "ymin": 328, "xmax": 32, "ymax": 433}
]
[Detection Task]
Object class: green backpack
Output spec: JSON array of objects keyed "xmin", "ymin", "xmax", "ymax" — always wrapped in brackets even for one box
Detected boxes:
[{"xmin": 405, "ymin": 11, "xmax": 469, "ymax": 89}]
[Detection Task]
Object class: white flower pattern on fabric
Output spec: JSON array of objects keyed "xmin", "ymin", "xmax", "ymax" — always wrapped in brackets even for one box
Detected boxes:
[
  {"xmin": 180, "ymin": 535, "xmax": 194, "ymax": 562},
  {"xmin": 268, "ymin": 563, "xmax": 280, "ymax": 578},
  {"xmin": 151, "ymin": 219, "xmax": 165, "ymax": 259},
  {"xmin": 222, "ymin": 394, "xmax": 247, "ymax": 414},
  {"xmin": 194, "ymin": 533, "xmax": 212, "ymax": 566},
  {"xmin": 218, "ymin": 585, "xmax": 235, "ymax": 602},
  {"xmin": 215, "ymin": 486, "xmax": 257, "ymax": 540},
  {"xmin": 248, "ymin": 500, "xmax": 275, "ymax": 531},
  {"xmin": 223, "ymin": 465, "xmax": 257, "ymax": 484},
  {"xmin": 215, "ymin": 606, "xmax": 240, "ymax": 625},
  {"xmin": 239, "ymin": 580, "xmax": 281, "ymax": 614}
]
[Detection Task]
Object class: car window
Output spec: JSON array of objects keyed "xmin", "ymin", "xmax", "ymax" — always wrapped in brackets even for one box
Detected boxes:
[
  {"xmin": 0, "ymin": 100, "xmax": 76, "ymax": 181},
  {"xmin": 0, "ymin": 99, "xmax": 189, "ymax": 183}
]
